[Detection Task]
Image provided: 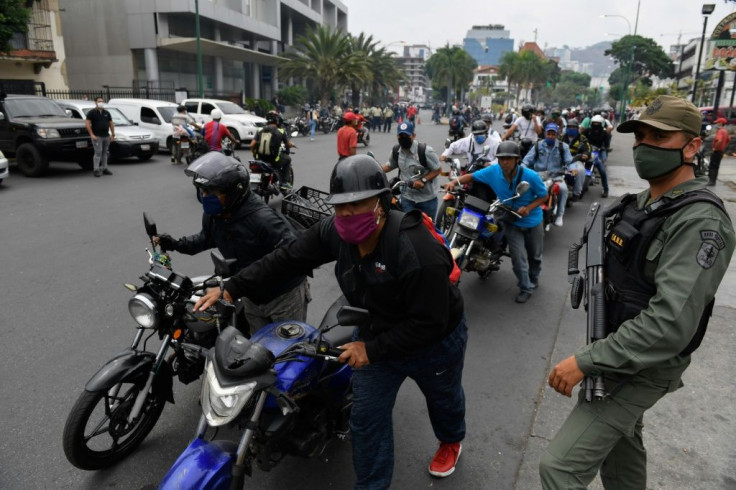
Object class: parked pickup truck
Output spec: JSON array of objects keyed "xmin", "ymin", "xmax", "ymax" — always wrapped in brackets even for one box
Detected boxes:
[{"xmin": 0, "ymin": 94, "xmax": 94, "ymax": 177}]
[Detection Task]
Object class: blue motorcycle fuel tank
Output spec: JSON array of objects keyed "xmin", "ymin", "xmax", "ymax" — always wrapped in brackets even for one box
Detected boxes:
[{"xmin": 158, "ymin": 438, "xmax": 237, "ymax": 490}]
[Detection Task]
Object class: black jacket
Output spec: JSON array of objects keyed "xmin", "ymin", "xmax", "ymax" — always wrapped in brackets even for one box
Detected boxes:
[
  {"xmin": 175, "ymin": 194, "xmax": 305, "ymax": 304},
  {"xmin": 224, "ymin": 212, "xmax": 464, "ymax": 361}
]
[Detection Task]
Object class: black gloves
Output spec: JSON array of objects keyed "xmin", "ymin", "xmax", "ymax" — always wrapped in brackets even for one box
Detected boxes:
[{"xmin": 157, "ymin": 234, "xmax": 179, "ymax": 252}]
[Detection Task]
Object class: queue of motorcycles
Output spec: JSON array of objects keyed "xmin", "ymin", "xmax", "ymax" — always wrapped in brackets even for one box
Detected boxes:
[{"xmin": 63, "ymin": 213, "xmax": 361, "ymax": 489}]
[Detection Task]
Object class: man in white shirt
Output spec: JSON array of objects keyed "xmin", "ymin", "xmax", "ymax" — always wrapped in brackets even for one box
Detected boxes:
[{"xmin": 503, "ymin": 104, "xmax": 542, "ymax": 142}]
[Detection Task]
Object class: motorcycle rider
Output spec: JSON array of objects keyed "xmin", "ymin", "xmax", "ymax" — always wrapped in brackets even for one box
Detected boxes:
[
  {"xmin": 440, "ymin": 120, "xmax": 499, "ymax": 202},
  {"xmin": 203, "ymin": 109, "xmax": 239, "ymax": 152},
  {"xmin": 250, "ymin": 110, "xmax": 295, "ymax": 192},
  {"xmin": 448, "ymin": 107, "xmax": 467, "ymax": 141},
  {"xmin": 502, "ymin": 104, "xmax": 542, "ymax": 143},
  {"xmin": 564, "ymin": 118, "xmax": 590, "ymax": 201},
  {"xmin": 584, "ymin": 115, "xmax": 611, "ymax": 198},
  {"xmin": 481, "ymin": 112, "xmax": 503, "ymax": 146},
  {"xmin": 521, "ymin": 123, "xmax": 573, "ymax": 227},
  {"xmin": 195, "ymin": 154, "xmax": 468, "ymax": 487},
  {"xmin": 445, "ymin": 141, "xmax": 548, "ymax": 303},
  {"xmin": 337, "ymin": 111, "xmax": 359, "ymax": 160},
  {"xmin": 171, "ymin": 105, "xmax": 200, "ymax": 165},
  {"xmin": 381, "ymin": 121, "xmax": 442, "ymax": 219},
  {"xmin": 154, "ymin": 152, "xmax": 309, "ymax": 334}
]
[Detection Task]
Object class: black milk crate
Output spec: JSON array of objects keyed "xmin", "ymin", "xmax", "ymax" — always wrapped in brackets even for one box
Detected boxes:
[{"xmin": 281, "ymin": 186, "xmax": 333, "ymax": 228}]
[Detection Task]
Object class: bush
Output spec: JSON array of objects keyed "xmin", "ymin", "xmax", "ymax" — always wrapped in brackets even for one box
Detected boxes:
[{"xmin": 277, "ymin": 85, "xmax": 307, "ymax": 107}]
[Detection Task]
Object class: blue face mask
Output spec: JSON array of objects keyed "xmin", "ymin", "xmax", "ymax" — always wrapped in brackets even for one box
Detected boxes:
[
  {"xmin": 474, "ymin": 135, "xmax": 487, "ymax": 144},
  {"xmin": 567, "ymin": 129, "xmax": 579, "ymax": 138},
  {"xmin": 202, "ymin": 194, "xmax": 224, "ymax": 215},
  {"xmin": 545, "ymin": 137, "xmax": 556, "ymax": 147}
]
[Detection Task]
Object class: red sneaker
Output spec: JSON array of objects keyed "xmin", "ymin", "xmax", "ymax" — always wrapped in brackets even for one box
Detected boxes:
[{"xmin": 428, "ymin": 442, "xmax": 462, "ymax": 477}]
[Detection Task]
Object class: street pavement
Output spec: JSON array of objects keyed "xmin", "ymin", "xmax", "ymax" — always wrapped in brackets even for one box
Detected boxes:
[{"xmin": 0, "ymin": 113, "xmax": 733, "ymax": 489}]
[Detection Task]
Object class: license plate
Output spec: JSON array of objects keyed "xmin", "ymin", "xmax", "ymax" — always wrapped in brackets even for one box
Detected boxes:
[
  {"xmin": 250, "ymin": 173, "xmax": 261, "ymax": 183},
  {"xmin": 141, "ymin": 144, "xmax": 151, "ymax": 151},
  {"xmin": 179, "ymin": 142, "xmax": 189, "ymax": 149},
  {"xmin": 76, "ymin": 141, "xmax": 88, "ymax": 148}
]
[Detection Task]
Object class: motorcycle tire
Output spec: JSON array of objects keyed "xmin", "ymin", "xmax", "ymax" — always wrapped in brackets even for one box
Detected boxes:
[
  {"xmin": 322, "ymin": 124, "xmax": 331, "ymax": 134},
  {"xmin": 435, "ymin": 200, "xmax": 456, "ymax": 236},
  {"xmin": 62, "ymin": 381, "xmax": 166, "ymax": 470}
]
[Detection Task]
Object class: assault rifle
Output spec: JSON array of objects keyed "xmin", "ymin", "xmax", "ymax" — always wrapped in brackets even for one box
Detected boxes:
[{"xmin": 568, "ymin": 202, "xmax": 607, "ymax": 402}]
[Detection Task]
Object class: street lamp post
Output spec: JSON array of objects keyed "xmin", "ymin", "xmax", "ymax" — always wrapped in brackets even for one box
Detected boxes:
[
  {"xmin": 602, "ymin": 0, "xmax": 641, "ymax": 124},
  {"xmin": 692, "ymin": 4, "xmax": 716, "ymax": 103}
]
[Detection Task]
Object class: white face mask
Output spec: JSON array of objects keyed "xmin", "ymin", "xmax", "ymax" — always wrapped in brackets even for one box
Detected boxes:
[{"xmin": 96, "ymin": 102, "xmax": 104, "ymax": 108}]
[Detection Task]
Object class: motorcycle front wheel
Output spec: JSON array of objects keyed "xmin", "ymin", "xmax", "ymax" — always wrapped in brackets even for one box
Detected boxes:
[
  {"xmin": 435, "ymin": 199, "xmax": 456, "ymax": 236},
  {"xmin": 62, "ymin": 381, "xmax": 166, "ymax": 470}
]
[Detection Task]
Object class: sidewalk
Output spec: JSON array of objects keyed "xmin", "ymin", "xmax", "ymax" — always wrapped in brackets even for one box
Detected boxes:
[{"xmin": 515, "ymin": 156, "xmax": 736, "ymax": 489}]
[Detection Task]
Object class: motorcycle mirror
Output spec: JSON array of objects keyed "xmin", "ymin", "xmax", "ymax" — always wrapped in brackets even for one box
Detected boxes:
[
  {"xmin": 291, "ymin": 131, "xmax": 299, "ymax": 137},
  {"xmin": 143, "ymin": 212, "xmax": 157, "ymax": 237},
  {"xmin": 336, "ymin": 306, "xmax": 371, "ymax": 329},
  {"xmin": 516, "ymin": 181, "xmax": 530, "ymax": 195},
  {"xmin": 210, "ymin": 250, "xmax": 237, "ymax": 279}
]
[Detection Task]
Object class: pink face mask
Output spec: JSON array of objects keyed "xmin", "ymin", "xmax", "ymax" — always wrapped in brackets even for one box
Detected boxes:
[{"xmin": 334, "ymin": 201, "xmax": 380, "ymax": 244}]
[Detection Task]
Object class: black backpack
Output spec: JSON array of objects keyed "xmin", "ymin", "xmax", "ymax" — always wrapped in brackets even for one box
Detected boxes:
[
  {"xmin": 450, "ymin": 116, "xmax": 461, "ymax": 130},
  {"xmin": 391, "ymin": 142, "xmax": 428, "ymax": 168}
]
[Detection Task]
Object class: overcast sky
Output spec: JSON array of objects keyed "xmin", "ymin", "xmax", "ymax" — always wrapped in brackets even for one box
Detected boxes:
[{"xmin": 342, "ymin": 0, "xmax": 736, "ymax": 54}]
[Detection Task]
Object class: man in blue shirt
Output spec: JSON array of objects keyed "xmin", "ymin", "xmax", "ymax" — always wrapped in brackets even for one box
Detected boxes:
[
  {"xmin": 445, "ymin": 141, "xmax": 548, "ymax": 303},
  {"xmin": 522, "ymin": 123, "xmax": 573, "ymax": 227}
]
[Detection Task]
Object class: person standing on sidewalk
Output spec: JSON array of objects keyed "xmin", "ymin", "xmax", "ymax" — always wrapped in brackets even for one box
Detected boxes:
[
  {"xmin": 542, "ymin": 95, "xmax": 735, "ymax": 490},
  {"xmin": 85, "ymin": 97, "xmax": 114, "ymax": 177},
  {"xmin": 708, "ymin": 117, "xmax": 731, "ymax": 186}
]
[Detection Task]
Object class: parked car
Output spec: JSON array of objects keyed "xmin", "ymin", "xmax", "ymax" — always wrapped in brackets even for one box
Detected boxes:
[
  {"xmin": 0, "ymin": 149, "xmax": 8, "ymax": 184},
  {"xmin": 107, "ymin": 98, "xmax": 179, "ymax": 152},
  {"xmin": 182, "ymin": 98, "xmax": 266, "ymax": 146},
  {"xmin": 0, "ymin": 94, "xmax": 93, "ymax": 177},
  {"xmin": 56, "ymin": 100, "xmax": 159, "ymax": 161}
]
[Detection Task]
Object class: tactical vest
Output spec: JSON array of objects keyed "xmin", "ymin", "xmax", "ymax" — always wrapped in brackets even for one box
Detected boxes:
[{"xmin": 604, "ymin": 189, "xmax": 728, "ymax": 356}]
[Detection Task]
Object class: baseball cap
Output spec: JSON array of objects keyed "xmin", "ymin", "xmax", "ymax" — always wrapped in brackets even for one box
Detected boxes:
[
  {"xmin": 343, "ymin": 111, "xmax": 357, "ymax": 122},
  {"xmin": 617, "ymin": 95, "xmax": 701, "ymax": 136},
  {"xmin": 396, "ymin": 121, "xmax": 415, "ymax": 135},
  {"xmin": 715, "ymin": 117, "xmax": 728, "ymax": 124},
  {"xmin": 544, "ymin": 123, "xmax": 559, "ymax": 133}
]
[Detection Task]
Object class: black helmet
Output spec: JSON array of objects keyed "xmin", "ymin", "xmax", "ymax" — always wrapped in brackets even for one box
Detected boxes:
[
  {"xmin": 471, "ymin": 120, "xmax": 488, "ymax": 135},
  {"xmin": 521, "ymin": 104, "xmax": 534, "ymax": 118},
  {"xmin": 266, "ymin": 110, "xmax": 280, "ymax": 124},
  {"xmin": 496, "ymin": 141, "xmax": 521, "ymax": 158},
  {"xmin": 481, "ymin": 113, "xmax": 493, "ymax": 123},
  {"xmin": 325, "ymin": 155, "xmax": 389, "ymax": 205},
  {"xmin": 567, "ymin": 118, "xmax": 579, "ymax": 128},
  {"xmin": 185, "ymin": 152, "xmax": 250, "ymax": 212}
]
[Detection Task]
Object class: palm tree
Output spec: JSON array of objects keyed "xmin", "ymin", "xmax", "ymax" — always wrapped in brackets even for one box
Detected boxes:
[
  {"xmin": 426, "ymin": 45, "xmax": 477, "ymax": 110},
  {"xmin": 345, "ymin": 33, "xmax": 404, "ymax": 107},
  {"xmin": 279, "ymin": 25, "xmax": 366, "ymax": 106},
  {"xmin": 499, "ymin": 50, "xmax": 553, "ymax": 106}
]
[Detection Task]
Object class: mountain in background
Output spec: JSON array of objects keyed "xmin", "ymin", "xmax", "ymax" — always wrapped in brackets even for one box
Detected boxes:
[{"xmin": 546, "ymin": 41, "xmax": 615, "ymax": 77}]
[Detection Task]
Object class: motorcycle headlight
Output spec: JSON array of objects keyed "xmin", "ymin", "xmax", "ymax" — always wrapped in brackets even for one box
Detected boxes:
[
  {"xmin": 36, "ymin": 128, "xmax": 60, "ymax": 138},
  {"xmin": 128, "ymin": 293, "xmax": 159, "ymax": 328},
  {"xmin": 201, "ymin": 360, "xmax": 257, "ymax": 426},
  {"xmin": 458, "ymin": 208, "xmax": 482, "ymax": 230}
]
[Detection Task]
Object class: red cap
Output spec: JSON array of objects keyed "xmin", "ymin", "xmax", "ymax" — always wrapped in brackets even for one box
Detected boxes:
[
  {"xmin": 343, "ymin": 111, "xmax": 357, "ymax": 122},
  {"xmin": 715, "ymin": 117, "xmax": 728, "ymax": 124}
]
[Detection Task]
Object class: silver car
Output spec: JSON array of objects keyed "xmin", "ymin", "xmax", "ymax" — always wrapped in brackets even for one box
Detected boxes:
[{"xmin": 0, "ymin": 149, "xmax": 8, "ymax": 184}]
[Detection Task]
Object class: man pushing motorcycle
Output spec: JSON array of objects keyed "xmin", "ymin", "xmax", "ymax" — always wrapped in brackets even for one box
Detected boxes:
[{"xmin": 195, "ymin": 154, "xmax": 468, "ymax": 488}]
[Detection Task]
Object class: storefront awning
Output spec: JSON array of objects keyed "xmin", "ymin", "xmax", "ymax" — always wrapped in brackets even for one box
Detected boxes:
[{"xmin": 158, "ymin": 37, "xmax": 285, "ymax": 66}]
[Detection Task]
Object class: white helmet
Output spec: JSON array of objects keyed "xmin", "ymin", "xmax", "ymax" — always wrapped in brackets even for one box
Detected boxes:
[
  {"xmin": 211, "ymin": 109, "xmax": 223, "ymax": 120},
  {"xmin": 591, "ymin": 115, "xmax": 605, "ymax": 124},
  {"xmin": 562, "ymin": 109, "xmax": 569, "ymax": 116}
]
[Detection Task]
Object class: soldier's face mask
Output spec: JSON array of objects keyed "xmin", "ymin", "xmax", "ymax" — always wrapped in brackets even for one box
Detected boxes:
[{"xmin": 633, "ymin": 140, "xmax": 692, "ymax": 180}]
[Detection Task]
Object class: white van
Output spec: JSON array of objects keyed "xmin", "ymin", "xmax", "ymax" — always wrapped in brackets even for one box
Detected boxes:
[
  {"xmin": 182, "ymin": 98, "xmax": 266, "ymax": 144},
  {"xmin": 108, "ymin": 98, "xmax": 179, "ymax": 151}
]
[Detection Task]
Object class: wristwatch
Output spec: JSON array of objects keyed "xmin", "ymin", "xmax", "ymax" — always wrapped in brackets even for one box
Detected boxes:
[{"xmin": 421, "ymin": 177, "xmax": 428, "ymax": 184}]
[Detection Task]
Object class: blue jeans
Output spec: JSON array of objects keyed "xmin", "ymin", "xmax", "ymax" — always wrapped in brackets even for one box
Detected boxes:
[
  {"xmin": 400, "ymin": 196, "xmax": 438, "ymax": 222},
  {"xmin": 506, "ymin": 222, "xmax": 544, "ymax": 293},
  {"xmin": 594, "ymin": 151, "xmax": 609, "ymax": 192},
  {"xmin": 351, "ymin": 319, "xmax": 468, "ymax": 490},
  {"xmin": 309, "ymin": 119, "xmax": 316, "ymax": 138},
  {"xmin": 555, "ymin": 180, "xmax": 568, "ymax": 219}
]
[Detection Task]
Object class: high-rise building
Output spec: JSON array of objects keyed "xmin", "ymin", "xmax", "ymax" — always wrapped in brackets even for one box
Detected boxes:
[
  {"xmin": 463, "ymin": 24, "xmax": 514, "ymax": 66},
  {"xmin": 396, "ymin": 44, "xmax": 431, "ymax": 103},
  {"xmin": 58, "ymin": 0, "xmax": 347, "ymax": 101}
]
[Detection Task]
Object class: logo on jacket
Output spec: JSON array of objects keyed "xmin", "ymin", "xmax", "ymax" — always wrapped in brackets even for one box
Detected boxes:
[
  {"xmin": 697, "ymin": 230, "xmax": 725, "ymax": 269},
  {"xmin": 374, "ymin": 261, "xmax": 386, "ymax": 273}
]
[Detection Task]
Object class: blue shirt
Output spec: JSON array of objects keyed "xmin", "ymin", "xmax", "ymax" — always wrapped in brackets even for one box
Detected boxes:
[
  {"xmin": 472, "ymin": 163, "xmax": 547, "ymax": 228},
  {"xmin": 521, "ymin": 139, "xmax": 573, "ymax": 174}
]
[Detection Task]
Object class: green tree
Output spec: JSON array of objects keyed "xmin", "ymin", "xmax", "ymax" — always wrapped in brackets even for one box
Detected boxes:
[
  {"xmin": 278, "ymin": 25, "xmax": 366, "ymax": 106},
  {"xmin": 605, "ymin": 35, "xmax": 674, "ymax": 90},
  {"xmin": 345, "ymin": 33, "xmax": 403, "ymax": 108},
  {"xmin": 0, "ymin": 0, "xmax": 31, "ymax": 52},
  {"xmin": 276, "ymin": 85, "xmax": 307, "ymax": 107},
  {"xmin": 426, "ymin": 45, "xmax": 477, "ymax": 109},
  {"xmin": 498, "ymin": 50, "xmax": 555, "ymax": 106}
]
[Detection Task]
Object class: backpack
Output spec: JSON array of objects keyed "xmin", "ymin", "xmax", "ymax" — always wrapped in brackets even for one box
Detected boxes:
[
  {"xmin": 504, "ymin": 113, "xmax": 513, "ymax": 124},
  {"xmin": 450, "ymin": 116, "xmax": 461, "ymax": 130},
  {"xmin": 256, "ymin": 126, "xmax": 283, "ymax": 161},
  {"xmin": 391, "ymin": 142, "xmax": 428, "ymax": 168},
  {"xmin": 383, "ymin": 209, "xmax": 462, "ymax": 285}
]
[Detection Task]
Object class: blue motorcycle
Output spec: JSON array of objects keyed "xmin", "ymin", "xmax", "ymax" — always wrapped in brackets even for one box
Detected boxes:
[{"xmin": 159, "ymin": 294, "xmax": 365, "ymax": 490}]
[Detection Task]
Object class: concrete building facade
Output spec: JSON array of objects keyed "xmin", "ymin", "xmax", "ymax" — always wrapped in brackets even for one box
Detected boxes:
[
  {"xmin": 463, "ymin": 24, "xmax": 514, "ymax": 66},
  {"xmin": 58, "ymin": 0, "xmax": 347, "ymax": 101},
  {"xmin": 396, "ymin": 44, "xmax": 431, "ymax": 103}
]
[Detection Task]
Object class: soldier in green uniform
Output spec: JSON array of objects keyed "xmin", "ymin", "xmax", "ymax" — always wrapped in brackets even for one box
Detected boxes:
[{"xmin": 541, "ymin": 95, "xmax": 735, "ymax": 489}]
